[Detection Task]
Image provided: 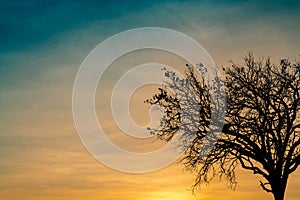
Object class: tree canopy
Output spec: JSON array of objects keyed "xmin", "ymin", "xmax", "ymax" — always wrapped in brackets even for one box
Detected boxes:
[{"xmin": 145, "ymin": 54, "xmax": 300, "ymax": 200}]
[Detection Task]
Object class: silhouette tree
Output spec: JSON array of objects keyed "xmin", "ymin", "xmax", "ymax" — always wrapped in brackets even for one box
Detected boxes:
[{"xmin": 146, "ymin": 54, "xmax": 300, "ymax": 200}]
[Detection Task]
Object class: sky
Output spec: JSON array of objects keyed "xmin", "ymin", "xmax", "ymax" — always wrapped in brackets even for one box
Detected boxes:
[{"xmin": 0, "ymin": 0, "xmax": 300, "ymax": 199}]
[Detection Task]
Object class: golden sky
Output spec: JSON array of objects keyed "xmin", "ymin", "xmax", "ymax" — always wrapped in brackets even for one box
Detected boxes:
[{"xmin": 0, "ymin": 1, "xmax": 300, "ymax": 199}]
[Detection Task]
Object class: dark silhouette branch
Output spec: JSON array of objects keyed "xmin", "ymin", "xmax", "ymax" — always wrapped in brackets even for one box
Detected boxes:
[{"xmin": 145, "ymin": 53, "xmax": 300, "ymax": 200}]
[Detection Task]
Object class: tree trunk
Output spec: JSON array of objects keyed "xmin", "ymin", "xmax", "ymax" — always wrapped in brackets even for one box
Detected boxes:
[
  {"xmin": 273, "ymin": 190, "xmax": 285, "ymax": 200},
  {"xmin": 272, "ymin": 179, "xmax": 287, "ymax": 200}
]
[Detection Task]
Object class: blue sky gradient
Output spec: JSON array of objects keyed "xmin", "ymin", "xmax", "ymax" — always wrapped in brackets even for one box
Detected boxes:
[
  {"xmin": 1, "ymin": 0, "xmax": 300, "ymax": 52},
  {"xmin": 1, "ymin": 0, "xmax": 300, "ymax": 88}
]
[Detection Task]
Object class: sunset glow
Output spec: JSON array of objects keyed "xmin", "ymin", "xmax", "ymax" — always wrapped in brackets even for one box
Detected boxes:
[{"xmin": 0, "ymin": 1, "xmax": 299, "ymax": 200}]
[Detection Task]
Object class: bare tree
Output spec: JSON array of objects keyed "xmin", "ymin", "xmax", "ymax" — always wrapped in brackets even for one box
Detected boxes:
[{"xmin": 146, "ymin": 54, "xmax": 300, "ymax": 200}]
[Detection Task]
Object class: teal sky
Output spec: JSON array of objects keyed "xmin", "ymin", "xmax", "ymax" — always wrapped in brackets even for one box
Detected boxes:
[
  {"xmin": 1, "ymin": 0, "xmax": 300, "ymax": 106},
  {"xmin": 1, "ymin": 0, "xmax": 300, "ymax": 54},
  {"xmin": 0, "ymin": 1, "xmax": 300, "ymax": 199},
  {"xmin": 1, "ymin": 0, "xmax": 300, "ymax": 87}
]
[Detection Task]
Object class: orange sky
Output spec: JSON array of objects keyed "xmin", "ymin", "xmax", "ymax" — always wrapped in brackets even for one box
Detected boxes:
[
  {"xmin": 1, "ymin": 49, "xmax": 299, "ymax": 200},
  {"xmin": 1, "ymin": 1, "xmax": 300, "ymax": 199}
]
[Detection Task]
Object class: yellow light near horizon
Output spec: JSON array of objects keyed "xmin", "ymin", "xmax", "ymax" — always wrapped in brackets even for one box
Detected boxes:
[{"xmin": 142, "ymin": 191, "xmax": 194, "ymax": 200}]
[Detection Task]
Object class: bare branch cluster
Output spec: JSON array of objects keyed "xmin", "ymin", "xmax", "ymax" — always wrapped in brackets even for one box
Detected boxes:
[{"xmin": 145, "ymin": 53, "xmax": 300, "ymax": 200}]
